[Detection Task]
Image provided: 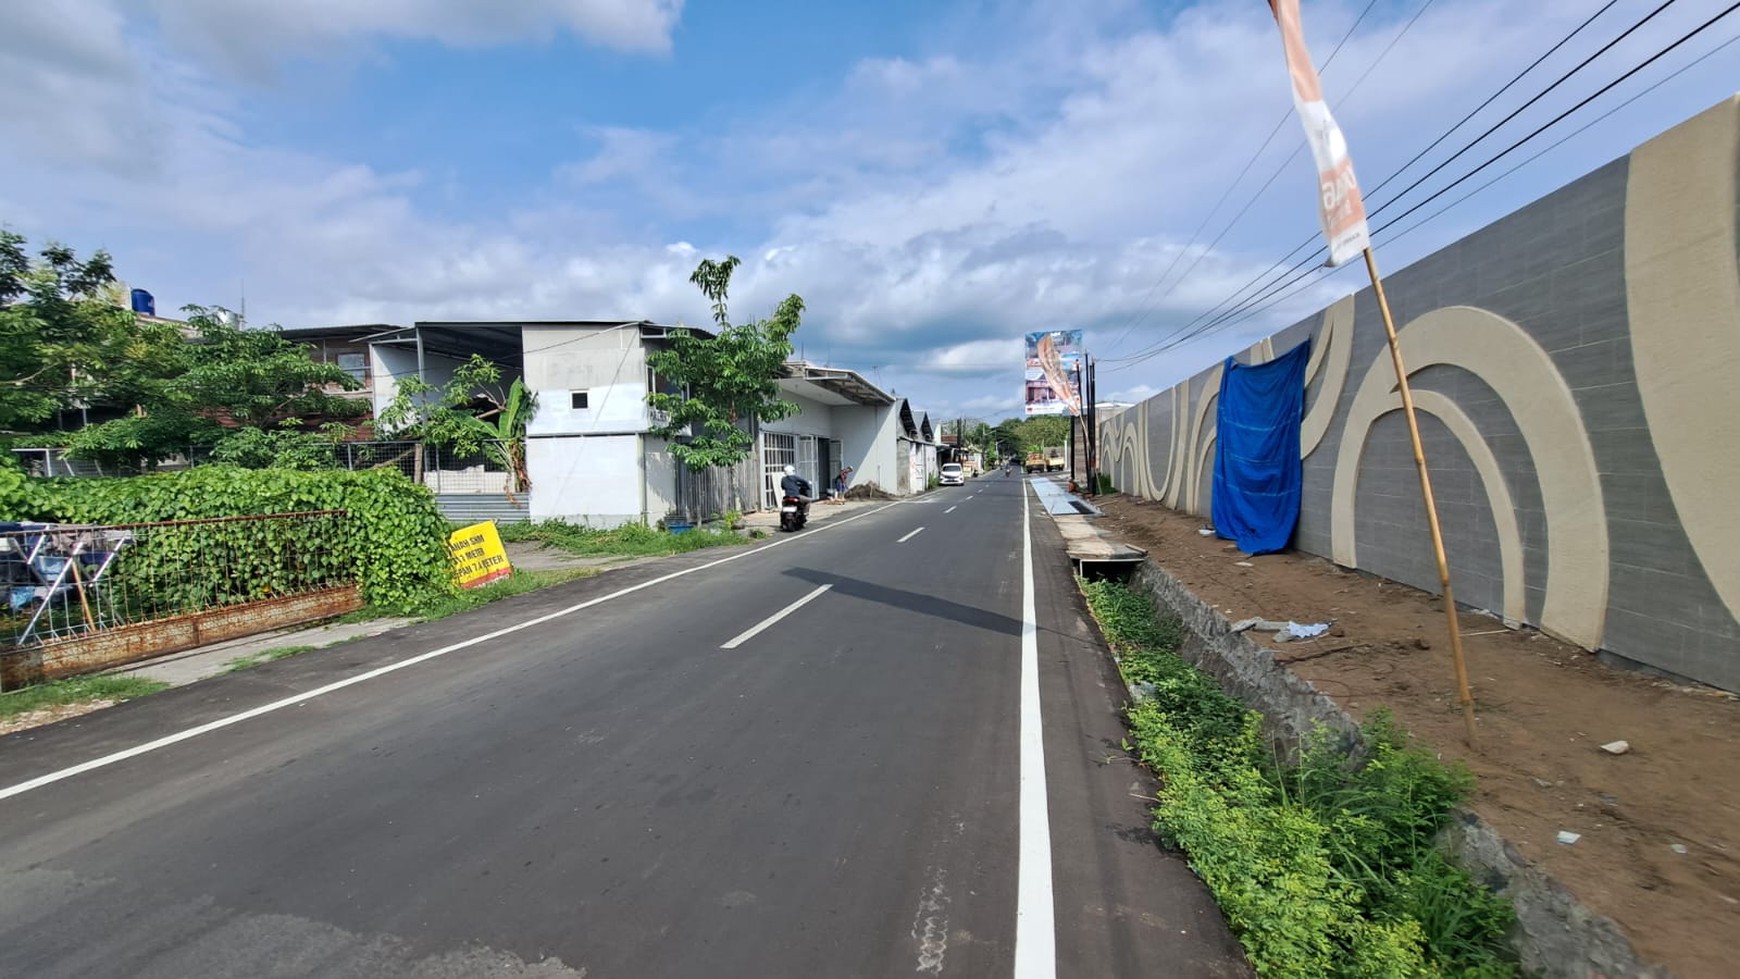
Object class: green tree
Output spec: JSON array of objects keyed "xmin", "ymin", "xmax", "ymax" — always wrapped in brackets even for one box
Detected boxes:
[
  {"xmin": 0, "ymin": 231, "xmax": 179, "ymax": 435},
  {"xmin": 1019, "ymin": 415, "xmax": 1070, "ymax": 451},
  {"xmin": 646, "ymin": 255, "xmax": 803, "ymax": 470},
  {"xmin": 992, "ymin": 417, "xmax": 1025, "ymax": 459},
  {"xmin": 63, "ymin": 306, "xmax": 365, "ymax": 468},
  {"xmin": 377, "ymin": 353, "xmax": 536, "ymax": 498}
]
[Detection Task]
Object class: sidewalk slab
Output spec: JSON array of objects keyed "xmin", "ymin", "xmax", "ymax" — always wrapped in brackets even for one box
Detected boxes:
[{"xmin": 113, "ymin": 616, "xmax": 417, "ymax": 687}]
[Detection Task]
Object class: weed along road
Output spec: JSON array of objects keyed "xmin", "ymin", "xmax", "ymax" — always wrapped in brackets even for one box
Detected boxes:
[{"xmin": 0, "ymin": 477, "xmax": 1245, "ymax": 978}]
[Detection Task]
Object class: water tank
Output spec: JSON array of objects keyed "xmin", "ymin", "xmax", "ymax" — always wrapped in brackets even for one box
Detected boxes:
[{"xmin": 130, "ymin": 289, "xmax": 155, "ymax": 316}]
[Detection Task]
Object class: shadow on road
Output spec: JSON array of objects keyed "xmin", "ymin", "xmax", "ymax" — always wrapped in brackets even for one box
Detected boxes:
[{"xmin": 782, "ymin": 567, "xmax": 1023, "ymax": 637}]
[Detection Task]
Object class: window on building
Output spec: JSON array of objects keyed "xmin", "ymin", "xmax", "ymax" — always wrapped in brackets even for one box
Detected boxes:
[
  {"xmin": 336, "ymin": 352, "xmax": 367, "ymax": 383},
  {"xmin": 571, "ymin": 391, "xmax": 589, "ymax": 410}
]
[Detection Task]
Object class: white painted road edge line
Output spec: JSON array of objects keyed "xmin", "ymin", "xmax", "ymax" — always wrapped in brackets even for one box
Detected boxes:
[
  {"xmin": 0, "ymin": 501, "xmax": 907, "ymax": 802},
  {"xmin": 1014, "ymin": 482, "xmax": 1057, "ymax": 978},
  {"xmin": 720, "ymin": 584, "xmax": 832, "ymax": 649},
  {"xmin": 944, "ymin": 505, "xmax": 957, "ymax": 514},
  {"xmin": 897, "ymin": 527, "xmax": 925, "ymax": 543}
]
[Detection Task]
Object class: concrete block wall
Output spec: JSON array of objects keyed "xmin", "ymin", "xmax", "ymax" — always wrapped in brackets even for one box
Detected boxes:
[{"xmin": 1100, "ymin": 95, "xmax": 1740, "ymax": 692}]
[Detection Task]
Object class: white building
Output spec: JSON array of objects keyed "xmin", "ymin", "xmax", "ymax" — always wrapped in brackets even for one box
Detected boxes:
[{"xmin": 287, "ymin": 322, "xmax": 928, "ymax": 525}]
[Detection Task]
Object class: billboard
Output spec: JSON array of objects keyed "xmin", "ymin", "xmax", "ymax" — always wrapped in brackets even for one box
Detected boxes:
[{"xmin": 1024, "ymin": 329, "xmax": 1083, "ymax": 417}]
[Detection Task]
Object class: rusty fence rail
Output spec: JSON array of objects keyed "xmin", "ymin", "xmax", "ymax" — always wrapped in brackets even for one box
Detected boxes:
[{"xmin": 0, "ymin": 510, "xmax": 355, "ymax": 649}]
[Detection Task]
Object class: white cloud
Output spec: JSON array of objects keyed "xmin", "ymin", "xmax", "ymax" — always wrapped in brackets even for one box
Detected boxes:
[
  {"xmin": 3, "ymin": 0, "xmax": 1734, "ymax": 421},
  {"xmin": 144, "ymin": 0, "xmax": 684, "ymax": 73}
]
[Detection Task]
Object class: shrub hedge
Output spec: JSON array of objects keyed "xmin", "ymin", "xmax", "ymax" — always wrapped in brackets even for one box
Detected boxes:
[{"xmin": 0, "ymin": 466, "xmax": 454, "ymax": 613}]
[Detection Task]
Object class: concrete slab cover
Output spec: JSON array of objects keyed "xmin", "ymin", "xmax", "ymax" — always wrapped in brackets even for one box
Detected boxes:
[{"xmin": 1028, "ymin": 477, "xmax": 1101, "ymax": 516}]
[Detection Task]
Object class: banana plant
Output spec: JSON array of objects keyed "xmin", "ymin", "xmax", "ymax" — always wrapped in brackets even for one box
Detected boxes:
[{"xmin": 377, "ymin": 355, "xmax": 538, "ymax": 503}]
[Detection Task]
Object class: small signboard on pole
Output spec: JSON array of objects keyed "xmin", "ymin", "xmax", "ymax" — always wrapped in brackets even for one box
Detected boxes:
[{"xmin": 448, "ymin": 521, "xmax": 512, "ymax": 589}]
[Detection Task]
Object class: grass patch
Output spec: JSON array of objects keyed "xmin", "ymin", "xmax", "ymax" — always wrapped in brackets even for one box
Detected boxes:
[
  {"xmin": 0, "ymin": 674, "xmax": 169, "ymax": 721},
  {"xmin": 224, "ymin": 644, "xmax": 319, "ymax": 673},
  {"xmin": 1083, "ymin": 579, "xmax": 1518, "ymax": 979},
  {"xmin": 408, "ymin": 567, "xmax": 598, "ymax": 622},
  {"xmin": 500, "ymin": 519, "xmax": 749, "ymax": 557}
]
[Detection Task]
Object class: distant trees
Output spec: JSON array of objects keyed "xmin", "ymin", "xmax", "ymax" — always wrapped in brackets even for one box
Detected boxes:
[{"xmin": 989, "ymin": 415, "xmax": 1070, "ymax": 458}]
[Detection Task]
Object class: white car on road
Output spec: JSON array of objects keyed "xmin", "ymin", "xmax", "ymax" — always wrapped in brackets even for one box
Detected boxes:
[{"xmin": 939, "ymin": 463, "xmax": 965, "ymax": 486}]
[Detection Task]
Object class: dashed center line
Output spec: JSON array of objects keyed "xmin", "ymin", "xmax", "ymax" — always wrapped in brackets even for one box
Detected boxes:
[
  {"xmin": 898, "ymin": 527, "xmax": 925, "ymax": 543},
  {"xmin": 944, "ymin": 505, "xmax": 957, "ymax": 514},
  {"xmin": 720, "ymin": 584, "xmax": 833, "ymax": 649}
]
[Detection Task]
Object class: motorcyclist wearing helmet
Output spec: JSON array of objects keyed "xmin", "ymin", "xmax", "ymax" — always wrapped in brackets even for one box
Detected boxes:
[{"xmin": 780, "ymin": 465, "xmax": 813, "ymax": 502}]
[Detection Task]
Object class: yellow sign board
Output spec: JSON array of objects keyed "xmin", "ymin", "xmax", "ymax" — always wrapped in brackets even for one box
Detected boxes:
[{"xmin": 448, "ymin": 521, "xmax": 512, "ymax": 589}]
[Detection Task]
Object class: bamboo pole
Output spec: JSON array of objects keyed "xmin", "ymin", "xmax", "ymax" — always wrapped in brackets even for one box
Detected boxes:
[
  {"xmin": 66, "ymin": 543, "xmax": 98, "ymax": 633},
  {"xmin": 1361, "ymin": 248, "xmax": 1479, "ymax": 748}
]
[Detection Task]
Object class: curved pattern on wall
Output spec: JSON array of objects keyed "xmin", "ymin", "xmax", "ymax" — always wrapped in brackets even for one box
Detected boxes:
[
  {"xmin": 1301, "ymin": 295, "xmax": 1355, "ymax": 458},
  {"xmin": 1382, "ymin": 390, "xmax": 1527, "ymax": 627},
  {"xmin": 1168, "ymin": 366, "xmax": 1222, "ymax": 513},
  {"xmin": 1195, "ymin": 432, "xmax": 1216, "ymax": 516},
  {"xmin": 1330, "ymin": 306, "xmax": 1608, "ymax": 649},
  {"xmin": 1626, "ymin": 96, "xmax": 1740, "ymax": 620}
]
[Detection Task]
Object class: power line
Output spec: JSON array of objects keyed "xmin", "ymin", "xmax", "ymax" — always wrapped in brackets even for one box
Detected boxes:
[
  {"xmin": 1100, "ymin": 0, "xmax": 1383, "ymax": 354},
  {"xmin": 1358, "ymin": 0, "xmax": 1624, "ymax": 205},
  {"xmin": 1373, "ymin": 0, "xmax": 1739, "ymax": 230},
  {"xmin": 1109, "ymin": 14, "xmax": 1740, "ymax": 376},
  {"xmin": 1103, "ymin": 0, "xmax": 1697, "ymax": 369},
  {"xmin": 1364, "ymin": 0, "xmax": 1680, "ymax": 223},
  {"xmin": 1100, "ymin": 0, "xmax": 1437, "ymax": 362},
  {"xmin": 1380, "ymin": 29, "xmax": 1740, "ymax": 250}
]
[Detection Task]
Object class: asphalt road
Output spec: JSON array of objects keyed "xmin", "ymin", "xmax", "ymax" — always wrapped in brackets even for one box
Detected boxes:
[{"xmin": 0, "ymin": 476, "xmax": 1247, "ymax": 978}]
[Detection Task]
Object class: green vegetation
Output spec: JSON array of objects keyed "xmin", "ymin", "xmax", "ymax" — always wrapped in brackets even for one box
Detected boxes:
[
  {"xmin": 646, "ymin": 254, "xmax": 804, "ymax": 471},
  {"xmin": 224, "ymin": 645, "xmax": 318, "ymax": 673},
  {"xmin": 378, "ymin": 354, "xmax": 535, "ymax": 496},
  {"xmin": 993, "ymin": 415, "xmax": 1071, "ymax": 457},
  {"xmin": 0, "ymin": 232, "xmax": 365, "ymax": 470},
  {"xmin": 1082, "ymin": 580, "xmax": 1517, "ymax": 978},
  {"xmin": 406, "ymin": 567, "xmax": 598, "ymax": 621},
  {"xmin": 0, "ymin": 674, "xmax": 168, "ymax": 721},
  {"xmin": 500, "ymin": 519, "xmax": 749, "ymax": 558},
  {"xmin": 0, "ymin": 465, "xmax": 456, "ymax": 614}
]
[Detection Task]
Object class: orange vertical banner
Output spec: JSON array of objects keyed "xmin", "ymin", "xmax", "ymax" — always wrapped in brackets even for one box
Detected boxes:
[{"xmin": 1269, "ymin": 0, "xmax": 1371, "ymax": 266}]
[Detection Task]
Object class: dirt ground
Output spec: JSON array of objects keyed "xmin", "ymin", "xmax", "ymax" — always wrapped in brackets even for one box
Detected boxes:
[
  {"xmin": 1094, "ymin": 495, "xmax": 1739, "ymax": 979},
  {"xmin": 0, "ymin": 698, "xmax": 116, "ymax": 736}
]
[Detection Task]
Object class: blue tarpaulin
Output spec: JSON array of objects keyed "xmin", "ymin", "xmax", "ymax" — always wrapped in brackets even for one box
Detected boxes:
[{"xmin": 1211, "ymin": 340, "xmax": 1311, "ymax": 555}]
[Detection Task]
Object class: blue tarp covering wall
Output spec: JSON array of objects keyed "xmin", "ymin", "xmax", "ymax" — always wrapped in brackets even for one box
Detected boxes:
[{"xmin": 1211, "ymin": 340, "xmax": 1311, "ymax": 555}]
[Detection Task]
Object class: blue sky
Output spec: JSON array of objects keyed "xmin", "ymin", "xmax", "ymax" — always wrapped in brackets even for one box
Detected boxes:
[{"xmin": 2, "ymin": 0, "xmax": 1736, "ymax": 419}]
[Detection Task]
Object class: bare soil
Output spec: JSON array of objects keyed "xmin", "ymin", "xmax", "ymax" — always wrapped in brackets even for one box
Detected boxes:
[
  {"xmin": 0, "ymin": 698, "xmax": 118, "ymax": 736},
  {"xmin": 1095, "ymin": 495, "xmax": 1740, "ymax": 979}
]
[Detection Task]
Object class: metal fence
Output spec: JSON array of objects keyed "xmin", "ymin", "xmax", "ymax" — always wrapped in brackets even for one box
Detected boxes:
[
  {"xmin": 1, "ymin": 511, "xmax": 354, "ymax": 648},
  {"xmin": 333, "ymin": 441, "xmax": 517, "ymax": 495}
]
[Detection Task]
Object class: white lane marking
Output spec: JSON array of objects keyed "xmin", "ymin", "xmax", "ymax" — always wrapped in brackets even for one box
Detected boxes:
[
  {"xmin": 719, "ymin": 584, "xmax": 832, "ymax": 650},
  {"xmin": 0, "ymin": 502, "xmax": 906, "ymax": 802},
  {"xmin": 1014, "ymin": 483, "xmax": 1056, "ymax": 978},
  {"xmin": 897, "ymin": 527, "xmax": 925, "ymax": 543},
  {"xmin": 944, "ymin": 505, "xmax": 957, "ymax": 514}
]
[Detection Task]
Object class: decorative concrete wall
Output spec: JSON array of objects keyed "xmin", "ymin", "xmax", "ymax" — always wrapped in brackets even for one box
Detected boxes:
[{"xmin": 1099, "ymin": 96, "xmax": 1740, "ymax": 693}]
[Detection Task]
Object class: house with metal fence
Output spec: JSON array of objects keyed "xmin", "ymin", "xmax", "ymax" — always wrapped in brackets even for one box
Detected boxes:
[{"xmin": 278, "ymin": 322, "xmax": 920, "ymax": 525}]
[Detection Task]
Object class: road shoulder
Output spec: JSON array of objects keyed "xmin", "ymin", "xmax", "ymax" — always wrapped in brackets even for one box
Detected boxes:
[{"xmin": 1027, "ymin": 496, "xmax": 1251, "ymax": 975}]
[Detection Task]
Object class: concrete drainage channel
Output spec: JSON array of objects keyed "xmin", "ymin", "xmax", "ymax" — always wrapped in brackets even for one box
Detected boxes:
[{"xmin": 1120, "ymin": 557, "xmax": 1672, "ymax": 979}]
